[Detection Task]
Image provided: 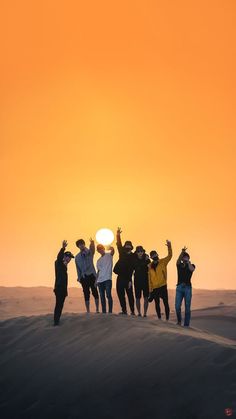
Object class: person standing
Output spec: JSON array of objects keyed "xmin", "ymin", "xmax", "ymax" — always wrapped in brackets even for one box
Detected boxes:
[
  {"xmin": 96, "ymin": 244, "xmax": 114, "ymax": 314},
  {"xmin": 75, "ymin": 238, "xmax": 99, "ymax": 313},
  {"xmin": 113, "ymin": 227, "xmax": 135, "ymax": 315},
  {"xmin": 148, "ymin": 240, "xmax": 172, "ymax": 320},
  {"xmin": 53, "ymin": 240, "xmax": 74, "ymax": 326},
  {"xmin": 175, "ymin": 247, "xmax": 196, "ymax": 327},
  {"xmin": 133, "ymin": 246, "xmax": 150, "ymax": 317}
]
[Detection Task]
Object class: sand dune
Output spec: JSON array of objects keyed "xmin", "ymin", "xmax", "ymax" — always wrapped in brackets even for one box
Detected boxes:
[{"xmin": 0, "ymin": 312, "xmax": 236, "ymax": 419}]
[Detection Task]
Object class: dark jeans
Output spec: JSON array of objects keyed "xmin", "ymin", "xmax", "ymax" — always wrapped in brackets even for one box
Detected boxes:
[
  {"xmin": 175, "ymin": 283, "xmax": 192, "ymax": 326},
  {"xmin": 116, "ymin": 276, "xmax": 135, "ymax": 314},
  {"xmin": 152, "ymin": 285, "xmax": 170, "ymax": 320},
  {"xmin": 81, "ymin": 274, "xmax": 99, "ymax": 302},
  {"xmin": 54, "ymin": 292, "xmax": 66, "ymax": 324},
  {"xmin": 98, "ymin": 280, "xmax": 113, "ymax": 313}
]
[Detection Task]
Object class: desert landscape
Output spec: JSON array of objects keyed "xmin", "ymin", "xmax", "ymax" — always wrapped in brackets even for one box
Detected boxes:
[{"xmin": 0, "ymin": 287, "xmax": 235, "ymax": 419}]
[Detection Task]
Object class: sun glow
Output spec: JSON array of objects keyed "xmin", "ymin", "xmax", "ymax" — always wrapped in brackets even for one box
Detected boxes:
[{"xmin": 96, "ymin": 228, "xmax": 114, "ymax": 246}]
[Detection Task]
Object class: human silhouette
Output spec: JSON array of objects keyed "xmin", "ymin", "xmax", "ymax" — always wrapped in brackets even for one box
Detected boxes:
[
  {"xmin": 148, "ymin": 241, "xmax": 172, "ymax": 320},
  {"xmin": 175, "ymin": 247, "xmax": 196, "ymax": 326},
  {"xmin": 53, "ymin": 240, "xmax": 74, "ymax": 326},
  {"xmin": 113, "ymin": 227, "xmax": 135, "ymax": 315},
  {"xmin": 133, "ymin": 246, "xmax": 150, "ymax": 317},
  {"xmin": 96, "ymin": 244, "xmax": 114, "ymax": 313},
  {"xmin": 75, "ymin": 238, "xmax": 99, "ymax": 313}
]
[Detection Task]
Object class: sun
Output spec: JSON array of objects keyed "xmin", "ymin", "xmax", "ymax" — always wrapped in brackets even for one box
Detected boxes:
[{"xmin": 95, "ymin": 228, "xmax": 114, "ymax": 246}]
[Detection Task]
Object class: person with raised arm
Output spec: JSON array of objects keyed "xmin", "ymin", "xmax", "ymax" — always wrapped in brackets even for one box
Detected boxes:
[
  {"xmin": 175, "ymin": 247, "xmax": 196, "ymax": 327},
  {"xmin": 148, "ymin": 240, "xmax": 172, "ymax": 320},
  {"xmin": 53, "ymin": 240, "xmax": 74, "ymax": 326},
  {"xmin": 96, "ymin": 245, "xmax": 115, "ymax": 314},
  {"xmin": 113, "ymin": 227, "xmax": 135, "ymax": 315},
  {"xmin": 75, "ymin": 238, "xmax": 99, "ymax": 313}
]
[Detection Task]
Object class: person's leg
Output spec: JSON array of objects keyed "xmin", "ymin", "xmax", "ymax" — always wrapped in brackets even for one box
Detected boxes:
[
  {"xmin": 184, "ymin": 286, "xmax": 192, "ymax": 326},
  {"xmin": 154, "ymin": 289, "xmax": 161, "ymax": 318},
  {"xmin": 175, "ymin": 284, "xmax": 184, "ymax": 325},
  {"xmin": 143, "ymin": 297, "xmax": 149, "ymax": 317},
  {"xmin": 134, "ymin": 284, "xmax": 141, "ymax": 316},
  {"xmin": 126, "ymin": 282, "xmax": 135, "ymax": 314},
  {"xmin": 161, "ymin": 286, "xmax": 170, "ymax": 320},
  {"xmin": 116, "ymin": 277, "xmax": 127, "ymax": 314},
  {"xmin": 54, "ymin": 293, "xmax": 66, "ymax": 325},
  {"xmin": 81, "ymin": 278, "xmax": 90, "ymax": 313},
  {"xmin": 90, "ymin": 275, "xmax": 99, "ymax": 313},
  {"xmin": 105, "ymin": 280, "xmax": 113, "ymax": 313},
  {"xmin": 143, "ymin": 283, "xmax": 149, "ymax": 317},
  {"xmin": 98, "ymin": 282, "xmax": 106, "ymax": 313}
]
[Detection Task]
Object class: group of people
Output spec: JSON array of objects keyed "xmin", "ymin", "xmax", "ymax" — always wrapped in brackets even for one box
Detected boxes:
[{"xmin": 53, "ymin": 228, "xmax": 196, "ymax": 328}]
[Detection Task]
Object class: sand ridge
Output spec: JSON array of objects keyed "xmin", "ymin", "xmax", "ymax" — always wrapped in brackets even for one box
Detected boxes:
[{"xmin": 1, "ymin": 312, "xmax": 236, "ymax": 419}]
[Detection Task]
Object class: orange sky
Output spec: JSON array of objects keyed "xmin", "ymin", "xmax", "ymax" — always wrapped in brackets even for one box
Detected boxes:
[{"xmin": 1, "ymin": 0, "xmax": 236, "ymax": 288}]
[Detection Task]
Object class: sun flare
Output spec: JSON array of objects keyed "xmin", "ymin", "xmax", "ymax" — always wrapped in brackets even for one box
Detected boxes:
[{"xmin": 95, "ymin": 228, "xmax": 114, "ymax": 246}]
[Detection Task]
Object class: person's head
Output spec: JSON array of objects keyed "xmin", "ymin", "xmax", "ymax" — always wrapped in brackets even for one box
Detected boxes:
[
  {"xmin": 63, "ymin": 251, "xmax": 74, "ymax": 265},
  {"xmin": 124, "ymin": 241, "xmax": 133, "ymax": 254},
  {"xmin": 97, "ymin": 244, "xmax": 105, "ymax": 256},
  {"xmin": 150, "ymin": 250, "xmax": 159, "ymax": 262},
  {"xmin": 76, "ymin": 239, "xmax": 86, "ymax": 251},
  {"xmin": 136, "ymin": 246, "xmax": 145, "ymax": 259},
  {"xmin": 182, "ymin": 252, "xmax": 190, "ymax": 263}
]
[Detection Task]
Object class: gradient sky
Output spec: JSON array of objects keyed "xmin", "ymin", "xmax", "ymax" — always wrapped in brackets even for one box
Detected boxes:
[{"xmin": 1, "ymin": 0, "xmax": 235, "ymax": 288}]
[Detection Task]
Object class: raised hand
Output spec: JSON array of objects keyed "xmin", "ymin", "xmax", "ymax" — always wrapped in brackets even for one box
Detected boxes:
[
  {"xmin": 90, "ymin": 237, "xmax": 94, "ymax": 243},
  {"xmin": 182, "ymin": 246, "xmax": 187, "ymax": 252},
  {"xmin": 166, "ymin": 240, "xmax": 171, "ymax": 247},
  {"xmin": 62, "ymin": 240, "xmax": 68, "ymax": 249},
  {"xmin": 117, "ymin": 227, "xmax": 122, "ymax": 234}
]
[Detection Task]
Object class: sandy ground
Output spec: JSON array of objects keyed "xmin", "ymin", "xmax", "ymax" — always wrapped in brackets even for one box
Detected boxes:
[
  {"xmin": 0, "ymin": 286, "xmax": 235, "ymax": 320},
  {"xmin": 0, "ymin": 288, "xmax": 236, "ymax": 419}
]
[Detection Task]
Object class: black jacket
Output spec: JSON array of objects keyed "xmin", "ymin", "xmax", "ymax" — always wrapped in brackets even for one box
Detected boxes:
[
  {"xmin": 54, "ymin": 248, "xmax": 68, "ymax": 296},
  {"xmin": 133, "ymin": 254, "xmax": 150, "ymax": 284},
  {"xmin": 113, "ymin": 234, "xmax": 134, "ymax": 280}
]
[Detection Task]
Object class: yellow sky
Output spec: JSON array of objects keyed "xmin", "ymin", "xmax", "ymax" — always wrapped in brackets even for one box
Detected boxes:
[{"xmin": 1, "ymin": 0, "xmax": 236, "ymax": 288}]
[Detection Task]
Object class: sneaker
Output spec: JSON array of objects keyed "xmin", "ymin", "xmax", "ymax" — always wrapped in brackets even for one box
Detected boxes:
[
  {"xmin": 138, "ymin": 313, "xmax": 142, "ymax": 317},
  {"xmin": 176, "ymin": 322, "xmax": 181, "ymax": 326},
  {"xmin": 130, "ymin": 312, "xmax": 135, "ymax": 316},
  {"xmin": 143, "ymin": 314, "xmax": 147, "ymax": 318},
  {"xmin": 119, "ymin": 311, "xmax": 127, "ymax": 315}
]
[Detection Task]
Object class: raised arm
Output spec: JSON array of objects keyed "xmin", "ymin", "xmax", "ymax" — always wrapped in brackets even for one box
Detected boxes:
[
  {"xmin": 116, "ymin": 227, "xmax": 123, "ymax": 255},
  {"xmin": 57, "ymin": 240, "xmax": 67, "ymax": 262},
  {"xmin": 177, "ymin": 246, "xmax": 187, "ymax": 265},
  {"xmin": 162, "ymin": 240, "xmax": 172, "ymax": 264}
]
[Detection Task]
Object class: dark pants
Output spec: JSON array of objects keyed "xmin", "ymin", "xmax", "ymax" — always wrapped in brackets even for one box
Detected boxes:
[
  {"xmin": 81, "ymin": 274, "xmax": 99, "ymax": 302},
  {"xmin": 175, "ymin": 283, "xmax": 192, "ymax": 326},
  {"xmin": 98, "ymin": 280, "xmax": 113, "ymax": 313},
  {"xmin": 54, "ymin": 292, "xmax": 66, "ymax": 324},
  {"xmin": 152, "ymin": 285, "xmax": 170, "ymax": 320},
  {"xmin": 116, "ymin": 276, "xmax": 135, "ymax": 314}
]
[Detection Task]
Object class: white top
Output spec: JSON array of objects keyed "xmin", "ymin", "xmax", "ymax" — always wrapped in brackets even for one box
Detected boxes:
[{"xmin": 96, "ymin": 253, "xmax": 113, "ymax": 283}]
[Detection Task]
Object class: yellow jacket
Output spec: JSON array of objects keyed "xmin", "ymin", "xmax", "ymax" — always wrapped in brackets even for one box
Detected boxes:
[{"xmin": 148, "ymin": 246, "xmax": 172, "ymax": 291}]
